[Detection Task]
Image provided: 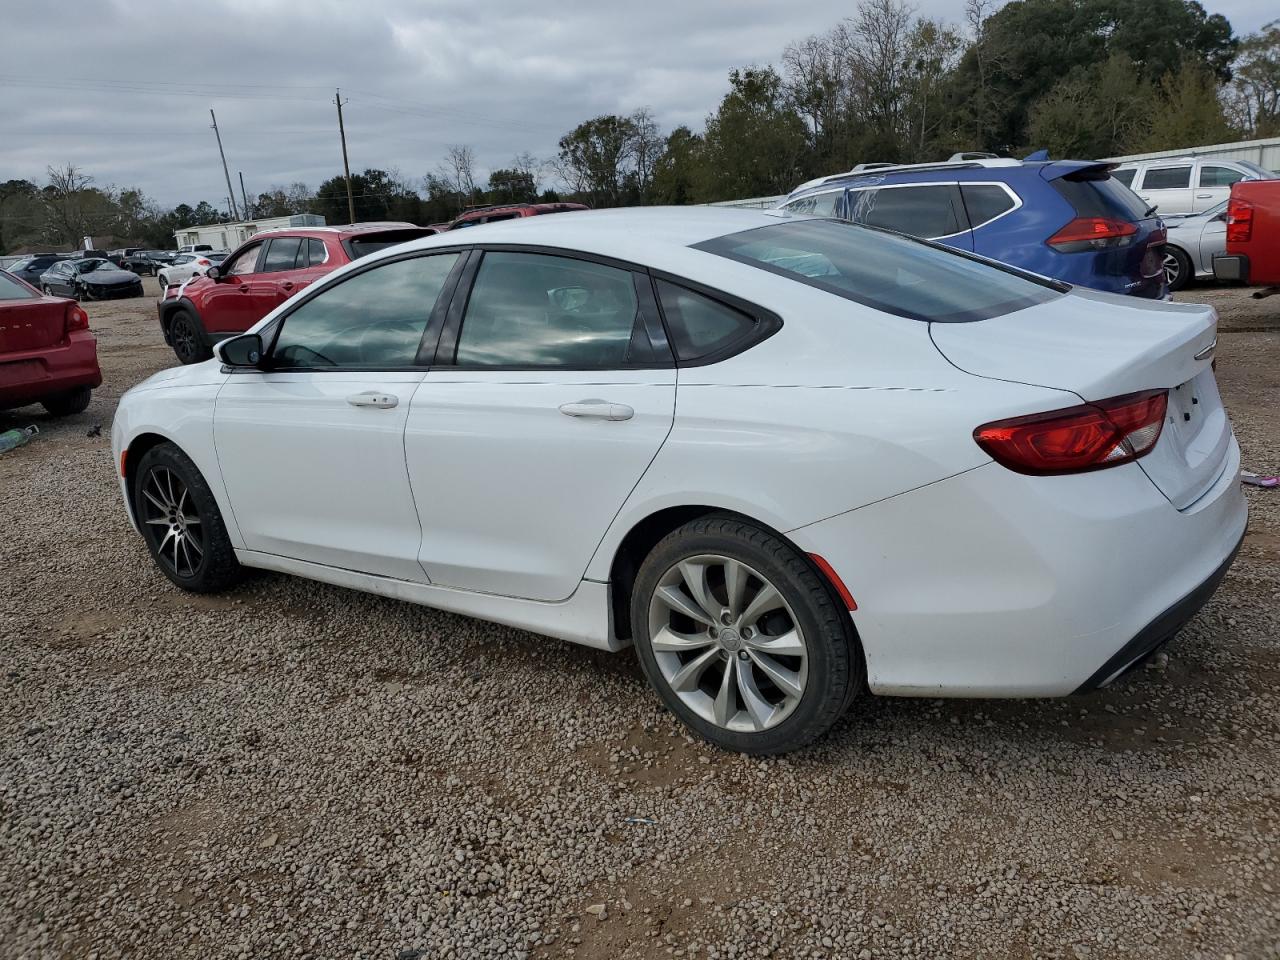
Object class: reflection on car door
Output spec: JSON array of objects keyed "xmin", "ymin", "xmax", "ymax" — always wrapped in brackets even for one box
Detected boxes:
[
  {"xmin": 213, "ymin": 252, "xmax": 463, "ymax": 580},
  {"xmin": 405, "ymin": 249, "xmax": 677, "ymax": 602}
]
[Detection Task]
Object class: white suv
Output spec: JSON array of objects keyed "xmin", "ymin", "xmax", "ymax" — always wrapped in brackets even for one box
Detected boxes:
[{"xmin": 1111, "ymin": 156, "xmax": 1275, "ymax": 215}]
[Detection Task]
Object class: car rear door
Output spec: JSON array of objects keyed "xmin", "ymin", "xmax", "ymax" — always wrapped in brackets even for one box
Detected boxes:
[
  {"xmin": 213, "ymin": 250, "xmax": 463, "ymax": 580},
  {"xmin": 1135, "ymin": 163, "xmax": 1194, "ymax": 215},
  {"xmin": 258, "ymin": 237, "xmax": 306, "ymax": 308},
  {"xmin": 404, "ymin": 248, "xmax": 676, "ymax": 602}
]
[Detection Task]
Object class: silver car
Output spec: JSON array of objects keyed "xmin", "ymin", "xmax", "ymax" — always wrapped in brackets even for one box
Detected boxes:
[{"xmin": 1162, "ymin": 201, "xmax": 1227, "ymax": 292}]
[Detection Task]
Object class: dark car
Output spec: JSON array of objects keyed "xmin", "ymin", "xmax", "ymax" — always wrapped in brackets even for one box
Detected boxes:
[
  {"xmin": 108, "ymin": 247, "xmax": 145, "ymax": 267},
  {"xmin": 780, "ymin": 157, "xmax": 1168, "ymax": 299},
  {"xmin": 0, "ymin": 270, "xmax": 101, "ymax": 415},
  {"xmin": 6, "ymin": 253, "xmax": 73, "ymax": 287},
  {"xmin": 446, "ymin": 202, "xmax": 589, "ymax": 230},
  {"xmin": 158, "ymin": 222, "xmax": 438, "ymax": 363},
  {"xmin": 40, "ymin": 258, "xmax": 144, "ymax": 301},
  {"xmin": 121, "ymin": 250, "xmax": 168, "ymax": 275}
]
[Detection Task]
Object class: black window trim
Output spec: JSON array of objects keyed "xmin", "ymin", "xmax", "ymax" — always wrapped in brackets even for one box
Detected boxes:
[
  {"xmin": 435, "ymin": 244, "xmax": 676, "ymax": 372},
  {"xmin": 224, "ymin": 245, "xmax": 474, "ymax": 375}
]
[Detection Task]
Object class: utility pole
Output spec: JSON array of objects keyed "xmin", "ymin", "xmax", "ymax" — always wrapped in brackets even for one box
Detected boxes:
[
  {"xmin": 238, "ymin": 171, "xmax": 251, "ymax": 221},
  {"xmin": 334, "ymin": 88, "xmax": 355, "ymax": 224},
  {"xmin": 210, "ymin": 109, "xmax": 240, "ymax": 221}
]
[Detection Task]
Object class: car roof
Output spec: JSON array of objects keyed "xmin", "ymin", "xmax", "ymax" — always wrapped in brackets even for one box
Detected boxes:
[{"xmin": 242, "ymin": 221, "xmax": 423, "ymax": 242}]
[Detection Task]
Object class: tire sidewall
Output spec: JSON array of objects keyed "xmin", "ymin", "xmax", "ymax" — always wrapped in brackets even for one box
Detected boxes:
[
  {"xmin": 169, "ymin": 310, "xmax": 207, "ymax": 364},
  {"xmin": 631, "ymin": 521, "xmax": 856, "ymax": 754},
  {"xmin": 1166, "ymin": 247, "xmax": 1191, "ymax": 292},
  {"xmin": 133, "ymin": 445, "xmax": 218, "ymax": 590}
]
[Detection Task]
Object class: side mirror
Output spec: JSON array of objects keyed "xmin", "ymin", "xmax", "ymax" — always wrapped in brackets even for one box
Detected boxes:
[
  {"xmin": 205, "ymin": 265, "xmax": 222, "ymax": 281},
  {"xmin": 216, "ymin": 332, "xmax": 263, "ymax": 368}
]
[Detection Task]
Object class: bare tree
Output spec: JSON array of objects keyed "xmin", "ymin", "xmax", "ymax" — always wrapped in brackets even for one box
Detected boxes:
[
  {"xmin": 436, "ymin": 145, "xmax": 478, "ymax": 211},
  {"xmin": 782, "ymin": 31, "xmax": 850, "ymax": 155},
  {"xmin": 42, "ymin": 164, "xmax": 115, "ymax": 246},
  {"xmin": 629, "ymin": 108, "xmax": 664, "ymax": 203},
  {"xmin": 512, "ymin": 151, "xmax": 544, "ymax": 195}
]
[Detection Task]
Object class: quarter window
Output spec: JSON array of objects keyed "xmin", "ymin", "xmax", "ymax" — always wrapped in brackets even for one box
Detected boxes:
[
  {"xmin": 270, "ymin": 253, "xmax": 459, "ymax": 369},
  {"xmin": 304, "ymin": 238, "xmax": 327, "ymax": 267},
  {"xmin": 1141, "ymin": 166, "xmax": 1191, "ymax": 190},
  {"xmin": 782, "ymin": 191, "xmax": 842, "ymax": 217},
  {"xmin": 846, "ymin": 185, "xmax": 961, "ymax": 239},
  {"xmin": 1199, "ymin": 165, "xmax": 1245, "ymax": 188},
  {"xmin": 655, "ymin": 281, "xmax": 757, "ymax": 362},
  {"xmin": 1110, "ymin": 169, "xmax": 1136, "ymax": 187},
  {"xmin": 959, "ymin": 184, "xmax": 1017, "ymax": 228},
  {"xmin": 454, "ymin": 252, "xmax": 649, "ymax": 368},
  {"xmin": 262, "ymin": 237, "xmax": 303, "ymax": 273}
]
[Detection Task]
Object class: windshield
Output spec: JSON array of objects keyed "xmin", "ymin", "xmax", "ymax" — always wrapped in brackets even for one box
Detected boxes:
[
  {"xmin": 74, "ymin": 258, "xmax": 112, "ymax": 273},
  {"xmin": 693, "ymin": 218, "xmax": 1062, "ymax": 323},
  {"xmin": 0, "ymin": 271, "xmax": 37, "ymax": 300}
]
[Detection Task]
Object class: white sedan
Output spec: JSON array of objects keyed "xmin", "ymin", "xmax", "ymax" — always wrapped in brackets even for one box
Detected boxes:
[
  {"xmin": 112, "ymin": 208, "xmax": 1246, "ymax": 753},
  {"xmin": 156, "ymin": 252, "xmax": 227, "ymax": 290}
]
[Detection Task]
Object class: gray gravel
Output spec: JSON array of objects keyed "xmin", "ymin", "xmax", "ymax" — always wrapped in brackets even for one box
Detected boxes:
[{"xmin": 1, "ymin": 279, "xmax": 1279, "ymax": 959}]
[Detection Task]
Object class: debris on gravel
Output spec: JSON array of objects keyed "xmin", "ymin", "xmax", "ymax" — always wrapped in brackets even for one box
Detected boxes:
[{"xmin": 1, "ymin": 281, "xmax": 1278, "ymax": 958}]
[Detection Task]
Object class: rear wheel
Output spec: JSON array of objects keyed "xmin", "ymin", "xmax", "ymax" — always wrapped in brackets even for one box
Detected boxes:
[
  {"xmin": 133, "ymin": 442, "xmax": 242, "ymax": 593},
  {"xmin": 41, "ymin": 386, "xmax": 91, "ymax": 417},
  {"xmin": 631, "ymin": 514, "xmax": 862, "ymax": 754},
  {"xmin": 169, "ymin": 309, "xmax": 211, "ymax": 364},
  {"xmin": 1164, "ymin": 246, "xmax": 1192, "ymax": 292}
]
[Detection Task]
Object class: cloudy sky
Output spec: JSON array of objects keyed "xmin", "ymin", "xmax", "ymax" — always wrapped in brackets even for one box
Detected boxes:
[{"xmin": 0, "ymin": 0, "xmax": 1269, "ymax": 211}]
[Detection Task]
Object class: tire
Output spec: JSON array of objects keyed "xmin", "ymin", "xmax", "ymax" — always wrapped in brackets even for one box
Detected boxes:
[
  {"xmin": 41, "ymin": 385, "xmax": 91, "ymax": 417},
  {"xmin": 631, "ymin": 514, "xmax": 863, "ymax": 754},
  {"xmin": 132, "ymin": 442, "xmax": 243, "ymax": 593},
  {"xmin": 1164, "ymin": 246, "xmax": 1192, "ymax": 292},
  {"xmin": 168, "ymin": 308, "xmax": 212, "ymax": 364}
]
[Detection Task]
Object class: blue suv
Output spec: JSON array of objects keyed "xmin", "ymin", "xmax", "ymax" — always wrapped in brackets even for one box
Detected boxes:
[{"xmin": 779, "ymin": 158, "xmax": 1168, "ymax": 299}]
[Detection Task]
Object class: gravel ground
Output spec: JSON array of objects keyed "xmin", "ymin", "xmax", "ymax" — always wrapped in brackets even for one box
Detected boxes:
[{"xmin": 1, "ymin": 278, "xmax": 1279, "ymax": 959}]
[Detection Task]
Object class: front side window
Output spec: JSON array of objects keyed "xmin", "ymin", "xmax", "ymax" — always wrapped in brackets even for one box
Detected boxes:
[
  {"xmin": 270, "ymin": 253, "xmax": 459, "ymax": 369},
  {"xmin": 454, "ymin": 252, "xmax": 647, "ymax": 368},
  {"xmin": 0, "ymin": 272, "xmax": 37, "ymax": 300},
  {"xmin": 846, "ymin": 185, "xmax": 962, "ymax": 239},
  {"xmin": 693, "ymin": 219, "xmax": 1061, "ymax": 323},
  {"xmin": 781, "ymin": 191, "xmax": 842, "ymax": 217},
  {"xmin": 1141, "ymin": 166, "xmax": 1191, "ymax": 190},
  {"xmin": 225, "ymin": 244, "xmax": 262, "ymax": 277},
  {"xmin": 1199, "ymin": 165, "xmax": 1245, "ymax": 188},
  {"xmin": 262, "ymin": 237, "xmax": 302, "ymax": 273}
]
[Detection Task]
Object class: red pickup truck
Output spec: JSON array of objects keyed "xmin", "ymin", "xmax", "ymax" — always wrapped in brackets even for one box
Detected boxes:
[{"xmin": 1214, "ymin": 179, "xmax": 1280, "ymax": 294}]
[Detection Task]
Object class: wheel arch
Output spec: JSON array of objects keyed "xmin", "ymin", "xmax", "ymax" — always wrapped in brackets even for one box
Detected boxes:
[{"xmin": 158, "ymin": 297, "xmax": 205, "ymax": 337}]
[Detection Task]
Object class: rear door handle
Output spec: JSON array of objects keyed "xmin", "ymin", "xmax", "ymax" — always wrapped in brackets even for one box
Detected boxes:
[
  {"xmin": 346, "ymin": 391, "xmax": 399, "ymax": 409},
  {"xmin": 558, "ymin": 399, "xmax": 634, "ymax": 421},
  {"xmin": 1195, "ymin": 193, "xmax": 1213, "ymax": 199}
]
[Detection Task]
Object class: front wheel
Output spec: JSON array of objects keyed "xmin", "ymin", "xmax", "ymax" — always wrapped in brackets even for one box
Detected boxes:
[
  {"xmin": 1164, "ymin": 246, "xmax": 1192, "ymax": 292},
  {"xmin": 168, "ymin": 309, "xmax": 211, "ymax": 364},
  {"xmin": 631, "ymin": 515, "xmax": 862, "ymax": 754},
  {"xmin": 133, "ymin": 442, "xmax": 243, "ymax": 593}
]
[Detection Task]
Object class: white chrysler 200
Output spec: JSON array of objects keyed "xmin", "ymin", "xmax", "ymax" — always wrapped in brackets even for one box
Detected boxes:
[{"xmin": 113, "ymin": 208, "xmax": 1246, "ymax": 753}]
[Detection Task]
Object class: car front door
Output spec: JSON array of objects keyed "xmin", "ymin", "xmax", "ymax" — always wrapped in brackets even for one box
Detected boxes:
[
  {"xmin": 50, "ymin": 262, "xmax": 76, "ymax": 296},
  {"xmin": 405, "ymin": 249, "xmax": 676, "ymax": 601},
  {"xmin": 198, "ymin": 242, "xmax": 275, "ymax": 337},
  {"xmin": 213, "ymin": 250, "xmax": 463, "ymax": 580},
  {"xmin": 1135, "ymin": 164, "xmax": 1194, "ymax": 215},
  {"xmin": 1194, "ymin": 162, "xmax": 1247, "ymax": 213}
]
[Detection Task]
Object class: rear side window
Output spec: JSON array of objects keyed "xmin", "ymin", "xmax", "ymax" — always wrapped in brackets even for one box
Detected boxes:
[
  {"xmin": 847, "ymin": 185, "xmax": 961, "ymax": 239},
  {"xmin": 1199, "ymin": 165, "xmax": 1245, "ymax": 188},
  {"xmin": 960, "ymin": 184, "xmax": 1017, "ymax": 228},
  {"xmin": 262, "ymin": 237, "xmax": 303, "ymax": 273},
  {"xmin": 1052, "ymin": 174, "xmax": 1151, "ymax": 220},
  {"xmin": 655, "ymin": 281, "xmax": 758, "ymax": 361},
  {"xmin": 1142, "ymin": 166, "xmax": 1191, "ymax": 190},
  {"xmin": 1111, "ymin": 169, "xmax": 1136, "ymax": 187},
  {"xmin": 693, "ymin": 219, "xmax": 1061, "ymax": 323},
  {"xmin": 0, "ymin": 272, "xmax": 36, "ymax": 300}
]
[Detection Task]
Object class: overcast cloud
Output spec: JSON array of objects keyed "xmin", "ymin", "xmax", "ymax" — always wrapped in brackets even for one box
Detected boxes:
[{"xmin": 0, "ymin": 0, "xmax": 1269, "ymax": 210}]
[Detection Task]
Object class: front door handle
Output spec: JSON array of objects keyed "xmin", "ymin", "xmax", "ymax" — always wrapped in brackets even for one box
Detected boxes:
[
  {"xmin": 280, "ymin": 281, "xmax": 295, "ymax": 291},
  {"xmin": 558, "ymin": 399, "xmax": 634, "ymax": 421},
  {"xmin": 1195, "ymin": 193, "xmax": 1213, "ymax": 199},
  {"xmin": 346, "ymin": 391, "xmax": 399, "ymax": 409}
]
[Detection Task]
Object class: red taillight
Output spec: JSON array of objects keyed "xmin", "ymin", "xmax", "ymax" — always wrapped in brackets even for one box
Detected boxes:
[
  {"xmin": 196, "ymin": 258, "xmax": 211, "ymax": 266},
  {"xmin": 65, "ymin": 304, "xmax": 89, "ymax": 333},
  {"xmin": 1226, "ymin": 199, "xmax": 1253, "ymax": 244},
  {"xmin": 1047, "ymin": 217, "xmax": 1138, "ymax": 252},
  {"xmin": 974, "ymin": 390, "xmax": 1168, "ymax": 476}
]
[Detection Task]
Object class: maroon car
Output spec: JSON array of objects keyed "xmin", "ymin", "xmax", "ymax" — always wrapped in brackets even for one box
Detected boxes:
[
  {"xmin": 156, "ymin": 222, "xmax": 438, "ymax": 364},
  {"xmin": 0, "ymin": 270, "xmax": 101, "ymax": 416},
  {"xmin": 446, "ymin": 202, "xmax": 588, "ymax": 230}
]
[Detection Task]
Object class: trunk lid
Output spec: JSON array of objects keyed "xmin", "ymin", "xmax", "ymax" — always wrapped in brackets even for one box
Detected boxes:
[
  {"xmin": 0, "ymin": 293, "xmax": 70, "ymax": 354},
  {"xmin": 932, "ymin": 287, "xmax": 1230, "ymax": 509}
]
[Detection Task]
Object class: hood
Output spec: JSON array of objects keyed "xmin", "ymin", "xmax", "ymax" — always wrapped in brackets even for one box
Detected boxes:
[{"xmin": 128, "ymin": 359, "xmax": 225, "ymax": 392}]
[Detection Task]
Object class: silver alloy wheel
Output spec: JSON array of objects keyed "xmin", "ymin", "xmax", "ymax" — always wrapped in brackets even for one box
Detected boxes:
[
  {"xmin": 647, "ymin": 554, "xmax": 808, "ymax": 733},
  {"xmin": 1163, "ymin": 251, "xmax": 1181, "ymax": 286},
  {"xmin": 139, "ymin": 466, "xmax": 204, "ymax": 578}
]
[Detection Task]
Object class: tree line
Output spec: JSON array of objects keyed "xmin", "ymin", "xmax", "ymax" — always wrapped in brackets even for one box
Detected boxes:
[{"xmin": 3, "ymin": 0, "xmax": 1277, "ymax": 254}]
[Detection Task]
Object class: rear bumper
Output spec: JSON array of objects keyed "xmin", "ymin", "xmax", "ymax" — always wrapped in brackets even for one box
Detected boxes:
[
  {"xmin": 1213, "ymin": 255, "xmax": 1249, "ymax": 283},
  {"xmin": 789, "ymin": 437, "xmax": 1247, "ymax": 697},
  {"xmin": 0, "ymin": 331, "xmax": 102, "ymax": 408}
]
